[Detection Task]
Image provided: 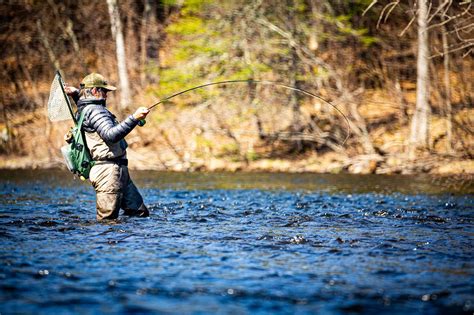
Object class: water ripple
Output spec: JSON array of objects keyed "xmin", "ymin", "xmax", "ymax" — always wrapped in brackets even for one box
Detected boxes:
[{"xmin": 0, "ymin": 172, "xmax": 473, "ymax": 314}]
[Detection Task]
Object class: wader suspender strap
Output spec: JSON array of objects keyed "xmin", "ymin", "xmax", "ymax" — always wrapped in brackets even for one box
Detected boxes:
[{"xmin": 74, "ymin": 108, "xmax": 89, "ymax": 165}]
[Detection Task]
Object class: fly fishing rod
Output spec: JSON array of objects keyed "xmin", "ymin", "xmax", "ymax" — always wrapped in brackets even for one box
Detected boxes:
[{"xmin": 143, "ymin": 79, "xmax": 351, "ymax": 146}]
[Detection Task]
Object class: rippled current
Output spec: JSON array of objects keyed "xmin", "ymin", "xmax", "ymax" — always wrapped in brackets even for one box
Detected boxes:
[{"xmin": 1, "ymin": 170, "xmax": 473, "ymax": 314}]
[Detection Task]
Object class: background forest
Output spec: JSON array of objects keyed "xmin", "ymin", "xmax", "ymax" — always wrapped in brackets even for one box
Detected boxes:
[{"xmin": 0, "ymin": 0, "xmax": 472, "ymax": 174}]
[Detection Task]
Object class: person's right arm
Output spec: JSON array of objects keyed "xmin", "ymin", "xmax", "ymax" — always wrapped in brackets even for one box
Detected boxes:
[
  {"xmin": 64, "ymin": 85, "xmax": 80, "ymax": 104},
  {"xmin": 84, "ymin": 106, "xmax": 140, "ymax": 143}
]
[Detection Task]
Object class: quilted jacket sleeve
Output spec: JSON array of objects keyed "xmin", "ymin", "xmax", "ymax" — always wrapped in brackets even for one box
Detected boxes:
[{"xmin": 83, "ymin": 105, "xmax": 138, "ymax": 144}]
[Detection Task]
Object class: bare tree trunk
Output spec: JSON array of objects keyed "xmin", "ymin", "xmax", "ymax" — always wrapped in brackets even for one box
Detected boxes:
[
  {"xmin": 46, "ymin": 0, "xmax": 86, "ymax": 72},
  {"xmin": 288, "ymin": 3, "xmax": 300, "ymax": 131},
  {"xmin": 442, "ymin": 23, "xmax": 453, "ymax": 154},
  {"xmin": 140, "ymin": 0, "xmax": 151, "ymax": 88},
  {"xmin": 209, "ymin": 105, "xmax": 247, "ymax": 164},
  {"xmin": 147, "ymin": 2, "xmax": 161, "ymax": 85},
  {"xmin": 308, "ymin": 0, "xmax": 320, "ymax": 52},
  {"xmin": 36, "ymin": 20, "xmax": 62, "ymax": 73},
  {"xmin": 348, "ymin": 100, "xmax": 376, "ymax": 155},
  {"xmin": 394, "ymin": 79, "xmax": 409, "ymax": 125},
  {"xmin": 409, "ymin": 0, "xmax": 430, "ymax": 157},
  {"xmin": 286, "ymin": 0, "xmax": 302, "ymax": 152},
  {"xmin": 18, "ymin": 66, "xmax": 40, "ymax": 108},
  {"xmin": 107, "ymin": 0, "xmax": 131, "ymax": 109},
  {"xmin": 289, "ymin": 48, "xmax": 300, "ymax": 130},
  {"xmin": 1, "ymin": 100, "xmax": 13, "ymax": 153}
]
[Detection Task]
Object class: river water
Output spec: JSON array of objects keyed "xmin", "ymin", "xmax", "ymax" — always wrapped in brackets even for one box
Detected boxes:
[{"xmin": 1, "ymin": 170, "xmax": 473, "ymax": 314}]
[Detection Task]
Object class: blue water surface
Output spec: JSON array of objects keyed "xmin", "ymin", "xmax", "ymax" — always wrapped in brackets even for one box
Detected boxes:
[{"xmin": 0, "ymin": 170, "xmax": 473, "ymax": 314}]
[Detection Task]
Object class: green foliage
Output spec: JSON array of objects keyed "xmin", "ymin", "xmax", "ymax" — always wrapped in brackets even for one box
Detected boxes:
[
  {"xmin": 224, "ymin": 62, "xmax": 272, "ymax": 81},
  {"xmin": 182, "ymin": 0, "xmax": 213, "ymax": 15},
  {"xmin": 312, "ymin": 66, "xmax": 330, "ymax": 79},
  {"xmin": 195, "ymin": 134, "xmax": 213, "ymax": 148},
  {"xmin": 166, "ymin": 16, "xmax": 206, "ymax": 35},
  {"xmin": 162, "ymin": 0, "xmax": 212, "ymax": 15},
  {"xmin": 174, "ymin": 38, "xmax": 225, "ymax": 61},
  {"xmin": 150, "ymin": 110, "xmax": 175, "ymax": 124},
  {"xmin": 360, "ymin": 35, "xmax": 378, "ymax": 47},
  {"xmin": 246, "ymin": 150, "xmax": 260, "ymax": 161},
  {"xmin": 194, "ymin": 134, "xmax": 214, "ymax": 157},
  {"xmin": 310, "ymin": 12, "xmax": 379, "ymax": 47},
  {"xmin": 218, "ymin": 143, "xmax": 240, "ymax": 159},
  {"xmin": 155, "ymin": 2, "xmax": 227, "ymax": 101},
  {"xmin": 154, "ymin": 67, "xmax": 195, "ymax": 97},
  {"xmin": 293, "ymin": 0, "xmax": 307, "ymax": 13}
]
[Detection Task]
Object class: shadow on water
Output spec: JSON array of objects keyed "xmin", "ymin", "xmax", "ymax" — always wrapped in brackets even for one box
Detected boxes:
[{"xmin": 0, "ymin": 170, "xmax": 473, "ymax": 314}]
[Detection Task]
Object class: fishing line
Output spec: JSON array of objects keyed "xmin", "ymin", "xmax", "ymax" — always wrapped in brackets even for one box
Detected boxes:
[{"xmin": 146, "ymin": 79, "xmax": 351, "ymax": 146}]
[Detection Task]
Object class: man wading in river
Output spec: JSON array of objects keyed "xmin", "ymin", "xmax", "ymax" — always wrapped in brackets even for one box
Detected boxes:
[{"xmin": 65, "ymin": 73, "xmax": 150, "ymax": 220}]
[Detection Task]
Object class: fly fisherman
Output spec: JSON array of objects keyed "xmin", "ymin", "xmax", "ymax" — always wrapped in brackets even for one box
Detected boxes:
[{"xmin": 64, "ymin": 73, "xmax": 150, "ymax": 220}]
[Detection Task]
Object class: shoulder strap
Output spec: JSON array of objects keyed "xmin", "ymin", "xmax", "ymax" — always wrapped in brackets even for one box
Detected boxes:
[
  {"xmin": 77, "ymin": 105, "xmax": 93, "ymax": 128},
  {"xmin": 77, "ymin": 109, "xmax": 87, "ymax": 127},
  {"xmin": 73, "ymin": 106, "xmax": 90, "ymax": 144}
]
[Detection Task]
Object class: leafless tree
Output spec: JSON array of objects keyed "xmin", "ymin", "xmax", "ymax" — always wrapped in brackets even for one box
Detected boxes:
[
  {"xmin": 107, "ymin": 0, "xmax": 132, "ymax": 109},
  {"xmin": 409, "ymin": 0, "xmax": 430, "ymax": 157}
]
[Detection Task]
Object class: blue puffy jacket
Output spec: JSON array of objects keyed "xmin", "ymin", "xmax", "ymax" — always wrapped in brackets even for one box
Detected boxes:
[{"xmin": 76, "ymin": 99, "xmax": 138, "ymax": 144}]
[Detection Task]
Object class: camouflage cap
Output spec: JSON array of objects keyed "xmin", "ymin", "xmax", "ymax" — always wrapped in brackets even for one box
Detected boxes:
[{"xmin": 80, "ymin": 73, "xmax": 117, "ymax": 91}]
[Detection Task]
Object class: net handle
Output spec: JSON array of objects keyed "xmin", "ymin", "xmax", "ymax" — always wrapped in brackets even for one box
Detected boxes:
[{"xmin": 56, "ymin": 71, "xmax": 77, "ymax": 124}]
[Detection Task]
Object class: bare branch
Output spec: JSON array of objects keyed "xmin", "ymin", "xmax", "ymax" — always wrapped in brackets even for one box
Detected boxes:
[
  {"xmin": 256, "ymin": 18, "xmax": 293, "ymax": 46},
  {"xmin": 362, "ymin": 0, "xmax": 378, "ymax": 16},
  {"xmin": 426, "ymin": 0, "xmax": 433, "ymax": 23},
  {"xmin": 446, "ymin": 22, "xmax": 473, "ymax": 34},
  {"xmin": 427, "ymin": 2, "xmax": 472, "ymax": 31},
  {"xmin": 454, "ymin": 18, "xmax": 474, "ymax": 41},
  {"xmin": 36, "ymin": 20, "xmax": 62, "ymax": 73},
  {"xmin": 377, "ymin": 1, "xmax": 399, "ymax": 28},
  {"xmin": 256, "ymin": 17, "xmax": 334, "ymax": 71},
  {"xmin": 399, "ymin": 15, "xmax": 416, "ymax": 36},
  {"xmin": 384, "ymin": 1, "xmax": 400, "ymax": 24},
  {"xmin": 441, "ymin": 0, "xmax": 454, "ymax": 17},
  {"xmin": 430, "ymin": 41, "xmax": 474, "ymax": 58},
  {"xmin": 462, "ymin": 48, "xmax": 472, "ymax": 58},
  {"xmin": 428, "ymin": 0, "xmax": 451, "ymax": 23}
]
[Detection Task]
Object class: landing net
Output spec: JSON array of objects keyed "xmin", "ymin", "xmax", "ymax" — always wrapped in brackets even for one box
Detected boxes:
[{"xmin": 47, "ymin": 72, "xmax": 74, "ymax": 122}]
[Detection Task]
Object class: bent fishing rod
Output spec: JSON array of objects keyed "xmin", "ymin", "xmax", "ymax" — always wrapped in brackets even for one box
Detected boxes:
[{"xmin": 142, "ymin": 79, "xmax": 351, "ymax": 146}]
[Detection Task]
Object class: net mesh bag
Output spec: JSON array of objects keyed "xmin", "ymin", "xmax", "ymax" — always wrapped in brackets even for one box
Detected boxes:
[{"xmin": 47, "ymin": 72, "xmax": 74, "ymax": 122}]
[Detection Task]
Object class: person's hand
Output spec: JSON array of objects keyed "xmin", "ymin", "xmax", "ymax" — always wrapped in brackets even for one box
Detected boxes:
[
  {"xmin": 133, "ymin": 107, "xmax": 150, "ymax": 121},
  {"xmin": 64, "ymin": 84, "xmax": 79, "ymax": 96}
]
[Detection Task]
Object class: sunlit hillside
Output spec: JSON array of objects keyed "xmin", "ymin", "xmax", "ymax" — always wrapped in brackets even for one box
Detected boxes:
[{"xmin": 0, "ymin": 0, "xmax": 472, "ymax": 175}]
